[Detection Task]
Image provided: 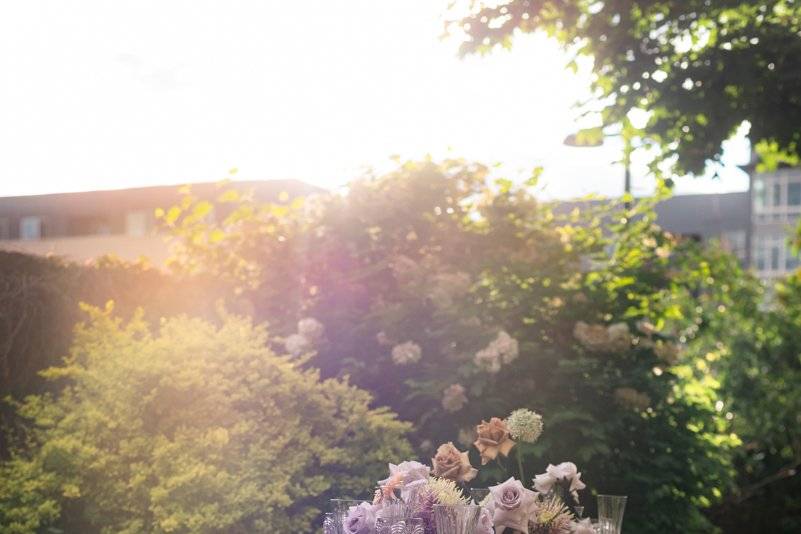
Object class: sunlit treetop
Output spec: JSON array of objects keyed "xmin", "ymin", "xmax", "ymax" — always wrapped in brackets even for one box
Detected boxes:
[{"xmin": 449, "ymin": 0, "xmax": 801, "ymax": 175}]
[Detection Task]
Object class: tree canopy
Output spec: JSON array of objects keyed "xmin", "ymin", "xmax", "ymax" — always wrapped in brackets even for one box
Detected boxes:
[{"xmin": 451, "ymin": 0, "xmax": 801, "ymax": 174}]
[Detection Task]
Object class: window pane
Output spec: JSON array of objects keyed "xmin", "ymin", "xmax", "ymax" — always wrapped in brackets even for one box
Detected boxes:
[
  {"xmin": 789, "ymin": 183, "xmax": 801, "ymax": 206},
  {"xmin": 771, "ymin": 246, "xmax": 780, "ymax": 270},
  {"xmin": 774, "ymin": 183, "xmax": 782, "ymax": 207},
  {"xmin": 20, "ymin": 216, "xmax": 42, "ymax": 240}
]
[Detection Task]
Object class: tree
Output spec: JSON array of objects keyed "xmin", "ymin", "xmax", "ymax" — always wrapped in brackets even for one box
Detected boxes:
[
  {"xmin": 450, "ymin": 1, "xmax": 801, "ymax": 174},
  {"xmin": 0, "ymin": 304, "xmax": 411, "ymax": 533}
]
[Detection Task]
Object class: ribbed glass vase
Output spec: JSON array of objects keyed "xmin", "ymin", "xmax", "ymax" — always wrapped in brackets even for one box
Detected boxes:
[{"xmin": 432, "ymin": 504, "xmax": 480, "ymax": 534}]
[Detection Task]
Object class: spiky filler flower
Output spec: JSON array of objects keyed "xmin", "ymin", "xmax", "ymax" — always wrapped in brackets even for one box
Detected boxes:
[
  {"xmin": 530, "ymin": 496, "xmax": 573, "ymax": 534},
  {"xmin": 424, "ymin": 477, "xmax": 470, "ymax": 506},
  {"xmin": 412, "ymin": 478, "xmax": 470, "ymax": 534},
  {"xmin": 506, "ymin": 408, "xmax": 544, "ymax": 443}
]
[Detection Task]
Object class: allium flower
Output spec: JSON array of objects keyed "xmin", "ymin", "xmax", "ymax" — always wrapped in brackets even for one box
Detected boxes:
[
  {"xmin": 614, "ymin": 387, "xmax": 652, "ymax": 411},
  {"xmin": 441, "ymin": 384, "xmax": 468, "ymax": 412},
  {"xmin": 297, "ymin": 317, "xmax": 325, "ymax": 341},
  {"xmin": 489, "ymin": 477, "xmax": 538, "ymax": 533},
  {"xmin": 431, "ymin": 442, "xmax": 478, "ymax": 483},
  {"xmin": 343, "ymin": 502, "xmax": 377, "ymax": 534},
  {"xmin": 284, "ymin": 333, "xmax": 311, "ymax": 356},
  {"xmin": 474, "ymin": 417, "xmax": 515, "ymax": 465},
  {"xmin": 506, "ymin": 408, "xmax": 544, "ymax": 444},
  {"xmin": 391, "ymin": 341, "xmax": 422, "ymax": 365}
]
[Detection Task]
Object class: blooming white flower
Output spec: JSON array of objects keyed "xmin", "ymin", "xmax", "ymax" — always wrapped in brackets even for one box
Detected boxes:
[
  {"xmin": 505, "ymin": 408, "xmax": 544, "ymax": 444},
  {"xmin": 441, "ymin": 384, "xmax": 468, "ymax": 412},
  {"xmin": 474, "ymin": 331, "xmax": 519, "ymax": 372},
  {"xmin": 284, "ymin": 333, "xmax": 311, "ymax": 356},
  {"xmin": 494, "ymin": 331, "xmax": 519, "ymax": 364},
  {"xmin": 534, "ymin": 462, "xmax": 587, "ymax": 503},
  {"xmin": 391, "ymin": 341, "xmax": 422, "ymax": 365},
  {"xmin": 474, "ymin": 346, "xmax": 502, "ymax": 373},
  {"xmin": 297, "ymin": 317, "xmax": 324, "ymax": 341}
]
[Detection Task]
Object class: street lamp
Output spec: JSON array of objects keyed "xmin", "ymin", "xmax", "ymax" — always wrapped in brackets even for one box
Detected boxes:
[{"xmin": 563, "ymin": 130, "xmax": 633, "ymax": 209}]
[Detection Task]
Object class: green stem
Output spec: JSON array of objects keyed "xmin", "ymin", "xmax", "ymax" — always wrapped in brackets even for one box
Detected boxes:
[{"xmin": 516, "ymin": 446, "xmax": 526, "ymax": 483}]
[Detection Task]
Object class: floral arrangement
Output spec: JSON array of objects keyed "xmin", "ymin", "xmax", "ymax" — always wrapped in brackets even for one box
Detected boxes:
[{"xmin": 336, "ymin": 409, "xmax": 591, "ymax": 534}]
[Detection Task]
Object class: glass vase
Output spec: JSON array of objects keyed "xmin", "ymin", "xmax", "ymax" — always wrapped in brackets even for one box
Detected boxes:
[
  {"xmin": 432, "ymin": 504, "xmax": 480, "ymax": 534},
  {"xmin": 597, "ymin": 494, "xmax": 627, "ymax": 534}
]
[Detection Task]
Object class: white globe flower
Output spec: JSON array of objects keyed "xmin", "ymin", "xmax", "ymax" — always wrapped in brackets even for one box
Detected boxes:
[
  {"xmin": 284, "ymin": 333, "xmax": 311, "ymax": 357},
  {"xmin": 391, "ymin": 341, "xmax": 422, "ymax": 365},
  {"xmin": 297, "ymin": 317, "xmax": 325, "ymax": 341}
]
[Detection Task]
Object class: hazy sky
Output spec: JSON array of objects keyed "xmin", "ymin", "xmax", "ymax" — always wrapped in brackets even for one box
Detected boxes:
[{"xmin": 0, "ymin": 0, "xmax": 750, "ymax": 199}]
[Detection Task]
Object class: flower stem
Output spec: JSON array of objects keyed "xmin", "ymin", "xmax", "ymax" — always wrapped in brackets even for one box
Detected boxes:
[{"xmin": 516, "ymin": 446, "xmax": 526, "ymax": 483}]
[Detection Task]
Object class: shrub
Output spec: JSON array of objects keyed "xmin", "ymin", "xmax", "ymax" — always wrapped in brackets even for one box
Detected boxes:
[
  {"xmin": 160, "ymin": 159, "xmax": 743, "ymax": 532},
  {"xmin": 0, "ymin": 304, "xmax": 411, "ymax": 533}
]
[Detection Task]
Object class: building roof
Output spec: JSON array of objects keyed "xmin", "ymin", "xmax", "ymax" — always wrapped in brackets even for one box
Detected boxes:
[
  {"xmin": 654, "ymin": 191, "xmax": 749, "ymax": 237},
  {"xmin": 0, "ymin": 180, "xmax": 321, "ymax": 219},
  {"xmin": 554, "ymin": 191, "xmax": 750, "ymax": 238}
]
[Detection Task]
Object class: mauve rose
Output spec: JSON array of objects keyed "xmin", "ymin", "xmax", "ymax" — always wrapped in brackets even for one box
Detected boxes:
[
  {"xmin": 343, "ymin": 502, "xmax": 376, "ymax": 534},
  {"xmin": 432, "ymin": 442, "xmax": 477, "ymax": 483},
  {"xmin": 489, "ymin": 478, "xmax": 537, "ymax": 533},
  {"xmin": 474, "ymin": 417, "xmax": 516, "ymax": 465},
  {"xmin": 476, "ymin": 506, "xmax": 495, "ymax": 534},
  {"xmin": 573, "ymin": 518, "xmax": 595, "ymax": 534}
]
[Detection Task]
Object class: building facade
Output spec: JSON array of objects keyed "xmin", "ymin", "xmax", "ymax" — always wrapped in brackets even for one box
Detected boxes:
[
  {"xmin": 0, "ymin": 180, "xmax": 318, "ymax": 265},
  {"xmin": 751, "ymin": 168, "xmax": 801, "ymax": 278}
]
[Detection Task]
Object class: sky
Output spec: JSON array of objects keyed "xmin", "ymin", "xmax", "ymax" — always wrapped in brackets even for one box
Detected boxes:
[{"xmin": 0, "ymin": 0, "xmax": 751, "ymax": 200}]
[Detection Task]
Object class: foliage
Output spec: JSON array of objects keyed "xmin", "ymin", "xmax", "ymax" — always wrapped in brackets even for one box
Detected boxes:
[
  {"xmin": 700, "ymin": 271, "xmax": 801, "ymax": 533},
  {"xmin": 0, "ymin": 252, "xmax": 232, "ymax": 459},
  {"xmin": 449, "ymin": 0, "xmax": 801, "ymax": 175},
  {"xmin": 0, "ymin": 305, "xmax": 411, "ymax": 533},
  {"xmin": 161, "ymin": 159, "xmax": 744, "ymax": 532}
]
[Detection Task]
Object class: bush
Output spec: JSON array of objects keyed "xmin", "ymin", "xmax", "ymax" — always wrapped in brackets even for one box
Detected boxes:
[
  {"xmin": 160, "ymin": 159, "xmax": 743, "ymax": 532},
  {"xmin": 0, "ymin": 304, "xmax": 411, "ymax": 533},
  {"xmin": 0, "ymin": 252, "xmax": 233, "ymax": 459}
]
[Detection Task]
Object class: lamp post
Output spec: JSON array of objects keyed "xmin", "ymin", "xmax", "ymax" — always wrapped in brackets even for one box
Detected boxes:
[{"xmin": 563, "ymin": 130, "xmax": 633, "ymax": 210}]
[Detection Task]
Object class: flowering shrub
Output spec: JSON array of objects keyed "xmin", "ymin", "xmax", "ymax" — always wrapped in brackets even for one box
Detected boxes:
[
  {"xmin": 158, "ymin": 158, "xmax": 745, "ymax": 532},
  {"xmin": 0, "ymin": 305, "xmax": 410, "ymax": 533}
]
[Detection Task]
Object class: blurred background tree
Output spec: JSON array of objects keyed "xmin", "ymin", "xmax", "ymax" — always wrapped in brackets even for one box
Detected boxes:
[{"xmin": 450, "ymin": 0, "xmax": 801, "ymax": 175}]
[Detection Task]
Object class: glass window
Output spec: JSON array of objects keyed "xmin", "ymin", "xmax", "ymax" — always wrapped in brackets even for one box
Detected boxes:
[
  {"xmin": 773, "ymin": 183, "xmax": 782, "ymax": 207},
  {"xmin": 754, "ymin": 179, "xmax": 766, "ymax": 210},
  {"xmin": 126, "ymin": 211, "xmax": 149, "ymax": 237},
  {"xmin": 786, "ymin": 246, "xmax": 799, "ymax": 271},
  {"xmin": 20, "ymin": 216, "xmax": 42, "ymax": 240},
  {"xmin": 788, "ymin": 182, "xmax": 801, "ymax": 206},
  {"xmin": 771, "ymin": 245, "xmax": 781, "ymax": 271}
]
